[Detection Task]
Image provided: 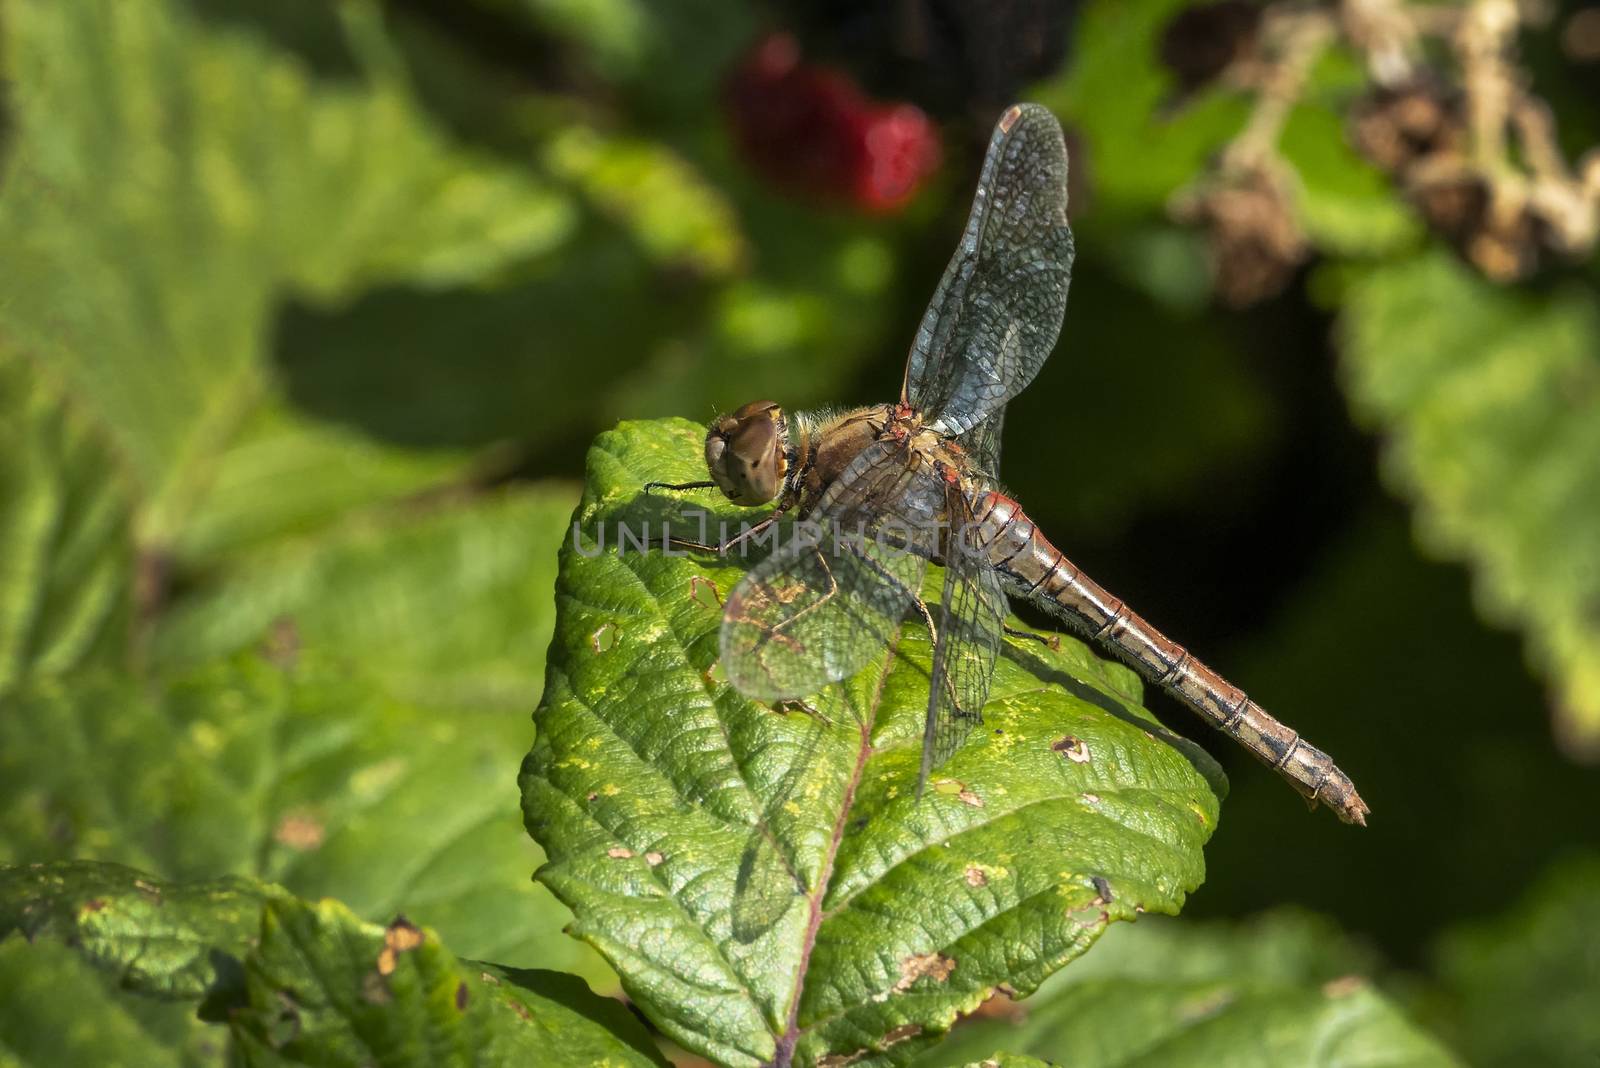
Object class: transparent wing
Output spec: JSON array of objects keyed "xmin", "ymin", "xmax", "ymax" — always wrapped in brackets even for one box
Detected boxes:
[
  {"xmin": 918, "ymin": 511, "xmax": 1008, "ymax": 791},
  {"xmin": 902, "ymin": 103, "xmax": 1075, "ymax": 449},
  {"xmin": 720, "ymin": 440, "xmax": 940, "ymax": 701},
  {"xmin": 959, "ymin": 409, "xmax": 1005, "ymax": 482}
]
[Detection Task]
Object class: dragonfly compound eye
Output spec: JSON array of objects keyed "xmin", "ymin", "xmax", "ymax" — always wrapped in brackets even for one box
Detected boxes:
[{"xmin": 705, "ymin": 401, "xmax": 787, "ymax": 505}]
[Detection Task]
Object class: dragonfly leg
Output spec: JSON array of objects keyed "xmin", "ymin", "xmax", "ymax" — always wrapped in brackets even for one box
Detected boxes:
[
  {"xmin": 845, "ymin": 544, "xmax": 939, "ymax": 649},
  {"xmin": 773, "ymin": 697, "xmax": 835, "ymax": 728},
  {"xmin": 666, "ymin": 508, "xmax": 788, "ymax": 555},
  {"xmin": 643, "ymin": 479, "xmax": 717, "ymax": 494},
  {"xmin": 1003, "ymin": 623, "xmax": 1060, "ymax": 652}
]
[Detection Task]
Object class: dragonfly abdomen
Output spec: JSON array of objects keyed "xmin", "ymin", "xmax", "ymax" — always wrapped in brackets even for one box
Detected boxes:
[{"xmin": 969, "ymin": 490, "xmax": 1369, "ymax": 825}]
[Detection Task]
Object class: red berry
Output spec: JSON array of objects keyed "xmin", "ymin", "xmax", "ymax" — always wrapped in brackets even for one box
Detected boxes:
[{"xmin": 724, "ymin": 32, "xmax": 941, "ymax": 213}]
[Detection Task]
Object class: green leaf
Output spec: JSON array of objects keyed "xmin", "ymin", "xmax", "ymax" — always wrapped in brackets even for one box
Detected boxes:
[
  {"xmin": 0, "ymin": 654, "xmax": 600, "ymax": 985},
  {"xmin": 153, "ymin": 486, "xmax": 577, "ymax": 714},
  {"xmin": 229, "ymin": 897, "xmax": 667, "ymax": 1067},
  {"xmin": 958, "ymin": 1056, "xmax": 1053, "ymax": 1068},
  {"xmin": 0, "ymin": 0, "xmax": 572, "ymax": 555},
  {"xmin": 1339, "ymin": 250, "xmax": 1600, "ymax": 756},
  {"xmin": 0, "ymin": 354, "xmax": 133, "ymax": 694},
  {"xmin": 164, "ymin": 398, "xmax": 473, "ymax": 566},
  {"xmin": 1430, "ymin": 855, "xmax": 1600, "ymax": 1068},
  {"xmin": 914, "ymin": 914, "xmax": 1461, "ymax": 1068},
  {"xmin": 0, "ymin": 862, "xmax": 664, "ymax": 1067},
  {"xmin": 520, "ymin": 418, "xmax": 1223, "ymax": 1067},
  {"xmin": 543, "ymin": 123, "xmax": 746, "ymax": 276},
  {"xmin": 0, "ymin": 936, "xmax": 224, "ymax": 1068},
  {"xmin": 0, "ymin": 861, "xmax": 281, "ymax": 1000},
  {"xmin": 0, "ymin": 860, "xmax": 264, "ymax": 1067}
]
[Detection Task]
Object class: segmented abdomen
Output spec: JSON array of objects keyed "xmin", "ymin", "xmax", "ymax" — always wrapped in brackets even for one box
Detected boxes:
[{"xmin": 968, "ymin": 489, "xmax": 1368, "ymax": 825}]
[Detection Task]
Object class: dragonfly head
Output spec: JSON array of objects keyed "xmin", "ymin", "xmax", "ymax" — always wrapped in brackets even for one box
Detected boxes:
[{"xmin": 705, "ymin": 400, "xmax": 789, "ymax": 506}]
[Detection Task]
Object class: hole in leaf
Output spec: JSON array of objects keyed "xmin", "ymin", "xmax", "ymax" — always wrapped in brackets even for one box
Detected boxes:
[{"xmin": 690, "ymin": 575, "xmax": 721, "ymax": 609}]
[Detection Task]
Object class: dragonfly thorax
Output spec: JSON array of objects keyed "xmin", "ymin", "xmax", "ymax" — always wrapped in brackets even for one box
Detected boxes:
[{"xmin": 704, "ymin": 399, "xmax": 791, "ymax": 506}]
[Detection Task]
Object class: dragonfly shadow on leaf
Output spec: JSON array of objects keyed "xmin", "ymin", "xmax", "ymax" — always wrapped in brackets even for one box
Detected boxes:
[
  {"xmin": 729, "ymin": 709, "xmax": 831, "ymax": 945},
  {"xmin": 998, "ymin": 641, "xmax": 1230, "ymax": 805}
]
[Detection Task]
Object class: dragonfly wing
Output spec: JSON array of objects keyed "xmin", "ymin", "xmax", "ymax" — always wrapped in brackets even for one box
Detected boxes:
[
  {"xmin": 958, "ymin": 409, "xmax": 1005, "ymax": 483},
  {"xmin": 721, "ymin": 441, "xmax": 935, "ymax": 700},
  {"xmin": 902, "ymin": 103, "xmax": 1074, "ymax": 446},
  {"xmin": 919, "ymin": 520, "xmax": 1008, "ymax": 791}
]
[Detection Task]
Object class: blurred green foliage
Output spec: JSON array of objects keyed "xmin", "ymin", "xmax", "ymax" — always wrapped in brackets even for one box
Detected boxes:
[
  {"xmin": 1, "ymin": 0, "xmax": 1598, "ymax": 1064},
  {"xmin": 914, "ymin": 913, "xmax": 1461, "ymax": 1067},
  {"xmin": 1428, "ymin": 857, "xmax": 1600, "ymax": 1068},
  {"xmin": 1343, "ymin": 252, "xmax": 1600, "ymax": 756}
]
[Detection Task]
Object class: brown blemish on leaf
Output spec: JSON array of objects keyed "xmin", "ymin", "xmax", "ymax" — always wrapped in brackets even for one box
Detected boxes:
[
  {"xmin": 932, "ymin": 778, "xmax": 964, "ymax": 796},
  {"xmin": 376, "ymin": 916, "xmax": 424, "ymax": 976},
  {"xmin": 263, "ymin": 617, "xmax": 300, "ymax": 667},
  {"xmin": 585, "ymin": 791, "xmax": 598, "ymax": 803},
  {"xmin": 607, "ymin": 847, "xmax": 633, "ymax": 859},
  {"xmin": 1052, "ymin": 735, "xmax": 1090, "ymax": 763},
  {"xmin": 455, "ymin": 981, "xmax": 470, "ymax": 1011},
  {"xmin": 590, "ymin": 622, "xmax": 618, "ymax": 653},
  {"xmin": 1322, "ymin": 975, "xmax": 1367, "ymax": 998},
  {"xmin": 817, "ymin": 1051, "xmax": 868, "ymax": 1068},
  {"xmin": 135, "ymin": 549, "xmax": 170, "ymax": 621},
  {"xmin": 1177, "ymin": 987, "xmax": 1235, "ymax": 1021},
  {"xmin": 893, "ymin": 952, "xmax": 956, "ymax": 992},
  {"xmin": 510, "ymin": 999, "xmax": 534, "ymax": 1022},
  {"xmin": 689, "ymin": 575, "xmax": 721, "ymax": 610},
  {"xmin": 644, "ymin": 851, "xmax": 664, "ymax": 867},
  {"xmin": 882, "ymin": 1023, "xmax": 922, "ymax": 1047},
  {"xmin": 964, "ymin": 866, "xmax": 988, "ymax": 887},
  {"xmin": 360, "ymin": 970, "xmax": 392, "ymax": 1004},
  {"xmin": 958, "ymin": 788, "xmax": 984, "ymax": 807},
  {"xmin": 81, "ymin": 898, "xmax": 107, "ymax": 914},
  {"xmin": 273, "ymin": 811, "xmax": 325, "ymax": 851}
]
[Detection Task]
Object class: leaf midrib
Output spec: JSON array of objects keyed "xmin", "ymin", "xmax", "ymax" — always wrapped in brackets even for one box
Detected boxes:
[{"xmin": 769, "ymin": 626, "xmax": 898, "ymax": 1068}]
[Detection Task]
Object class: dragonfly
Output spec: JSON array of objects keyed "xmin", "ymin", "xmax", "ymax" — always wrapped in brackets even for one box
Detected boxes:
[{"xmin": 650, "ymin": 103, "xmax": 1368, "ymax": 827}]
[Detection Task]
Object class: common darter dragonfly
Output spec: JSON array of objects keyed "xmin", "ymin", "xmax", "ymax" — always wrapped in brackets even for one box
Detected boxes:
[{"xmin": 649, "ymin": 103, "xmax": 1368, "ymax": 827}]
